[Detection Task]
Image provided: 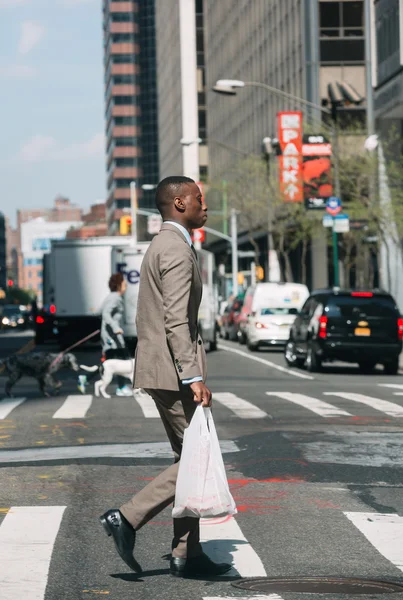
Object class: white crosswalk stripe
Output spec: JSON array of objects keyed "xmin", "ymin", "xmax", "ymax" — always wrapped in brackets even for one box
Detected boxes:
[
  {"xmin": 0, "ymin": 506, "xmax": 66, "ymax": 600},
  {"xmin": 325, "ymin": 392, "xmax": 403, "ymax": 417},
  {"xmin": 344, "ymin": 512, "xmax": 403, "ymax": 572},
  {"xmin": 133, "ymin": 389, "xmax": 159, "ymax": 417},
  {"xmin": 205, "ymin": 596, "xmax": 283, "ymax": 600},
  {"xmin": 200, "ymin": 515, "xmax": 266, "ymax": 577},
  {"xmin": 0, "ymin": 397, "xmax": 26, "ymax": 420},
  {"xmin": 52, "ymin": 394, "xmax": 92, "ymax": 419},
  {"xmin": 378, "ymin": 384, "xmax": 403, "ymax": 390},
  {"xmin": 266, "ymin": 391, "xmax": 352, "ymax": 417},
  {"xmin": 214, "ymin": 392, "xmax": 269, "ymax": 419}
]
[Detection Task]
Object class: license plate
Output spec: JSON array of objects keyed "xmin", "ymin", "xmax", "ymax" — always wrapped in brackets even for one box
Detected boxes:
[{"xmin": 355, "ymin": 327, "xmax": 371, "ymax": 336}]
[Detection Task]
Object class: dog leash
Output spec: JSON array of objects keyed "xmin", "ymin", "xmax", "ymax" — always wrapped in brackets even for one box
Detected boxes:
[{"xmin": 49, "ymin": 329, "xmax": 101, "ymax": 371}]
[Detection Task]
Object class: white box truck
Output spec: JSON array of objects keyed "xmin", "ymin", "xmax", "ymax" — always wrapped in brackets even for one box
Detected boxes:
[
  {"xmin": 111, "ymin": 243, "xmax": 150, "ymax": 349},
  {"xmin": 51, "ymin": 237, "xmax": 131, "ymax": 349}
]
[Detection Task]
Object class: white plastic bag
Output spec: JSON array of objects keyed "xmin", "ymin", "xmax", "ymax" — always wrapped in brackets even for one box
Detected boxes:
[{"xmin": 173, "ymin": 404, "xmax": 237, "ymax": 519}]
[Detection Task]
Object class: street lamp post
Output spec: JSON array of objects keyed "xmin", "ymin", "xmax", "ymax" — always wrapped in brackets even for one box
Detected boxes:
[{"xmin": 213, "ymin": 79, "xmax": 342, "ymax": 286}]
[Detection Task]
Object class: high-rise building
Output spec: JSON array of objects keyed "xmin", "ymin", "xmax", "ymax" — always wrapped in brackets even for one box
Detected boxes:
[
  {"xmin": 103, "ymin": 0, "xmax": 159, "ymax": 234},
  {"xmin": 154, "ymin": 0, "xmax": 208, "ymax": 182}
]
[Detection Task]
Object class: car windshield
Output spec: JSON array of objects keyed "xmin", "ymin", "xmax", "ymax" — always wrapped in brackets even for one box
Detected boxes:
[
  {"xmin": 260, "ymin": 307, "xmax": 298, "ymax": 316},
  {"xmin": 2, "ymin": 306, "xmax": 21, "ymax": 316},
  {"xmin": 326, "ymin": 296, "xmax": 398, "ymax": 318}
]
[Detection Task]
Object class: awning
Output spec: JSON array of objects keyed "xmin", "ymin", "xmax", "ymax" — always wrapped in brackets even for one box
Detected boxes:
[{"xmin": 327, "ymin": 81, "xmax": 364, "ymax": 105}]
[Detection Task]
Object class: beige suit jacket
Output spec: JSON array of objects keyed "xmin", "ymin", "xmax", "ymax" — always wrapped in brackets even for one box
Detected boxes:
[{"xmin": 133, "ymin": 223, "xmax": 207, "ymax": 391}]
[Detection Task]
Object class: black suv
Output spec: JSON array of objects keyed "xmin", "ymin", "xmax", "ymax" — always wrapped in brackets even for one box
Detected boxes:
[{"xmin": 284, "ymin": 289, "xmax": 403, "ymax": 374}]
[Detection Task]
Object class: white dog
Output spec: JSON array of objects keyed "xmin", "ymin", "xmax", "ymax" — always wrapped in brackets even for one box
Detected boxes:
[{"xmin": 80, "ymin": 358, "xmax": 135, "ymax": 398}]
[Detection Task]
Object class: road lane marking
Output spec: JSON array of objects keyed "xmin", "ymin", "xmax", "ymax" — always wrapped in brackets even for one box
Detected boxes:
[
  {"xmin": 324, "ymin": 392, "xmax": 403, "ymax": 417},
  {"xmin": 0, "ymin": 440, "xmax": 240, "ymax": 464},
  {"xmin": 0, "ymin": 505, "xmax": 66, "ymax": 600},
  {"xmin": 133, "ymin": 390, "xmax": 159, "ymax": 418},
  {"xmin": 344, "ymin": 512, "xmax": 403, "ymax": 572},
  {"xmin": 266, "ymin": 392, "xmax": 352, "ymax": 417},
  {"xmin": 200, "ymin": 515, "xmax": 266, "ymax": 577},
  {"xmin": 218, "ymin": 343, "xmax": 314, "ymax": 380},
  {"xmin": 52, "ymin": 395, "xmax": 92, "ymax": 419},
  {"xmin": 0, "ymin": 398, "xmax": 26, "ymax": 420},
  {"xmin": 214, "ymin": 392, "xmax": 268, "ymax": 419}
]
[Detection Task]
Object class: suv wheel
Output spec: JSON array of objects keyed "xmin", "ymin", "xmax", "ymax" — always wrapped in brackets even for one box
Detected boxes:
[
  {"xmin": 359, "ymin": 361, "xmax": 376, "ymax": 374},
  {"xmin": 384, "ymin": 358, "xmax": 399, "ymax": 375},
  {"xmin": 306, "ymin": 343, "xmax": 321, "ymax": 372},
  {"xmin": 284, "ymin": 340, "xmax": 304, "ymax": 368}
]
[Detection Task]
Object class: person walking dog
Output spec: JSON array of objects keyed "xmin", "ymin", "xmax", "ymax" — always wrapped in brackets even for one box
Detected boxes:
[
  {"xmin": 100, "ymin": 272, "xmax": 132, "ymax": 396},
  {"xmin": 99, "ymin": 176, "xmax": 232, "ymax": 578}
]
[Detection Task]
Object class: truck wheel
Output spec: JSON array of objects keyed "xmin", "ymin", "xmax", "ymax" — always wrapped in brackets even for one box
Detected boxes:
[
  {"xmin": 358, "ymin": 361, "xmax": 376, "ymax": 374},
  {"xmin": 384, "ymin": 358, "xmax": 399, "ymax": 375}
]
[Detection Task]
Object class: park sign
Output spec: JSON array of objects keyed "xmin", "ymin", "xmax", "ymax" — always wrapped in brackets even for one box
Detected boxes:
[
  {"xmin": 277, "ymin": 111, "xmax": 303, "ymax": 202},
  {"xmin": 326, "ymin": 196, "xmax": 342, "ymax": 216}
]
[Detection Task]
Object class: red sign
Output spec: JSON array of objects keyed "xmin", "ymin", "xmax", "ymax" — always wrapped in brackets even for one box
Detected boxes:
[
  {"xmin": 277, "ymin": 111, "xmax": 303, "ymax": 202},
  {"xmin": 192, "ymin": 228, "xmax": 205, "ymax": 243},
  {"xmin": 302, "ymin": 134, "xmax": 333, "ymax": 209}
]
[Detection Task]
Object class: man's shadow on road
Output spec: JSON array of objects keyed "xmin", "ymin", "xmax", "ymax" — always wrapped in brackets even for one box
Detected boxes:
[{"xmin": 111, "ymin": 538, "xmax": 246, "ymax": 582}]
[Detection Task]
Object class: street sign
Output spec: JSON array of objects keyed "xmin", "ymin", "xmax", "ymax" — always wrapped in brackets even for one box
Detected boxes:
[
  {"xmin": 333, "ymin": 214, "xmax": 349, "ymax": 233},
  {"xmin": 326, "ymin": 196, "xmax": 342, "ymax": 216},
  {"xmin": 192, "ymin": 228, "xmax": 205, "ymax": 243},
  {"xmin": 322, "ymin": 214, "xmax": 333, "ymax": 228},
  {"xmin": 147, "ymin": 214, "xmax": 162, "ymax": 235}
]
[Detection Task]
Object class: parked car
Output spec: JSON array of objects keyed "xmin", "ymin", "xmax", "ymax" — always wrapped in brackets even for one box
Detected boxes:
[
  {"xmin": 220, "ymin": 296, "xmax": 244, "ymax": 341},
  {"xmin": 1, "ymin": 305, "xmax": 28, "ymax": 331},
  {"xmin": 238, "ymin": 283, "xmax": 309, "ymax": 345},
  {"xmin": 245, "ymin": 306, "xmax": 300, "ymax": 351},
  {"xmin": 284, "ymin": 289, "xmax": 403, "ymax": 374}
]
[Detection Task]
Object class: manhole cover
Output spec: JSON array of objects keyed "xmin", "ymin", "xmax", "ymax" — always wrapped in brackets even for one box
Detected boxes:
[{"xmin": 232, "ymin": 576, "xmax": 403, "ymax": 594}]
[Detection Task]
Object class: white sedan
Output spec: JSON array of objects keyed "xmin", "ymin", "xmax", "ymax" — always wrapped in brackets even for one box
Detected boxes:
[{"xmin": 245, "ymin": 306, "xmax": 299, "ymax": 351}]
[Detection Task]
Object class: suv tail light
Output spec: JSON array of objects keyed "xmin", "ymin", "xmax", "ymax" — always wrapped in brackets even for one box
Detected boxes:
[
  {"xmin": 36, "ymin": 316, "xmax": 45, "ymax": 324},
  {"xmin": 49, "ymin": 304, "xmax": 56, "ymax": 314},
  {"xmin": 318, "ymin": 316, "xmax": 328, "ymax": 339},
  {"xmin": 351, "ymin": 292, "xmax": 373, "ymax": 297},
  {"xmin": 398, "ymin": 318, "xmax": 403, "ymax": 341}
]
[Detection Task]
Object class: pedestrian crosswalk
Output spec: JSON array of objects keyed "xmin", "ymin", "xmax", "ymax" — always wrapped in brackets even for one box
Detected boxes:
[
  {"xmin": 1, "ymin": 506, "xmax": 403, "ymax": 599},
  {"xmin": 3, "ymin": 384, "xmax": 403, "ymax": 422}
]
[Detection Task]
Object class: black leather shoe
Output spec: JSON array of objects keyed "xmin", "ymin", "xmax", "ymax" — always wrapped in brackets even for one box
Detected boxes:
[
  {"xmin": 170, "ymin": 552, "xmax": 232, "ymax": 578},
  {"xmin": 100, "ymin": 509, "xmax": 142, "ymax": 573}
]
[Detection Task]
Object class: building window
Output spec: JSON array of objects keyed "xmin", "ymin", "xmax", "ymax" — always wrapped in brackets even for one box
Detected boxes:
[
  {"xmin": 320, "ymin": 1, "xmax": 364, "ymax": 37},
  {"xmin": 320, "ymin": 1, "xmax": 364, "ymax": 62},
  {"xmin": 113, "ymin": 95, "xmax": 136, "ymax": 105},
  {"xmin": 115, "ymin": 137, "xmax": 136, "ymax": 146},
  {"xmin": 114, "ymin": 116, "xmax": 136, "ymax": 125},
  {"xmin": 114, "ymin": 179, "xmax": 134, "ymax": 188},
  {"xmin": 110, "ymin": 13, "xmax": 133, "ymax": 23},
  {"xmin": 115, "ymin": 158, "xmax": 136, "ymax": 167},
  {"xmin": 110, "ymin": 54, "xmax": 136, "ymax": 64},
  {"xmin": 112, "ymin": 33, "xmax": 134, "ymax": 43},
  {"xmin": 113, "ymin": 75, "xmax": 135, "ymax": 85},
  {"xmin": 376, "ymin": 0, "xmax": 400, "ymax": 84},
  {"xmin": 115, "ymin": 199, "xmax": 130, "ymax": 209}
]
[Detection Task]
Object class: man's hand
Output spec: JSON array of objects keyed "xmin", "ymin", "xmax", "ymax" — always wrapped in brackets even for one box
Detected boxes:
[
  {"xmin": 190, "ymin": 381, "xmax": 212, "ymax": 407},
  {"xmin": 115, "ymin": 329, "xmax": 124, "ymax": 335}
]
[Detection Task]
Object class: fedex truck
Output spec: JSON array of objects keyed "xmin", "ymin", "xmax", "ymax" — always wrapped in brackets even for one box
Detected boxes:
[{"xmin": 112, "ymin": 244, "xmax": 150, "ymax": 349}]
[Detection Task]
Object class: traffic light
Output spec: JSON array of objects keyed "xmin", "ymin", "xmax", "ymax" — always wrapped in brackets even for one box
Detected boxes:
[
  {"xmin": 119, "ymin": 216, "xmax": 132, "ymax": 236},
  {"xmin": 237, "ymin": 272, "xmax": 244, "ymax": 285},
  {"xmin": 7, "ymin": 279, "xmax": 14, "ymax": 287},
  {"xmin": 255, "ymin": 266, "xmax": 264, "ymax": 281}
]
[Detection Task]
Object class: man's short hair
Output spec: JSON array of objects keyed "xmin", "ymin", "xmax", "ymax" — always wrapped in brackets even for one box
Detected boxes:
[{"xmin": 155, "ymin": 176, "xmax": 195, "ymax": 216}]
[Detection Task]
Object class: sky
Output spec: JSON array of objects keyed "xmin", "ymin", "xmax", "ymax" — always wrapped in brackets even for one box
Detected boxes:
[{"xmin": 0, "ymin": 0, "xmax": 105, "ymax": 227}]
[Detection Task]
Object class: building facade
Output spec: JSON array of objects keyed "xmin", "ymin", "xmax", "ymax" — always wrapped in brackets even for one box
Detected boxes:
[
  {"xmin": 204, "ymin": 0, "xmax": 368, "ymax": 288},
  {"xmin": 0, "ymin": 214, "xmax": 6, "ymax": 292},
  {"xmin": 155, "ymin": 0, "xmax": 208, "ymax": 183},
  {"xmin": 103, "ymin": 0, "xmax": 159, "ymax": 234},
  {"xmin": 66, "ymin": 203, "xmax": 108, "ymax": 239}
]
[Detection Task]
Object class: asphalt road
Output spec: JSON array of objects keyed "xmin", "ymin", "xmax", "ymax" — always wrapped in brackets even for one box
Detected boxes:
[{"xmin": 1, "ymin": 331, "xmax": 403, "ymax": 600}]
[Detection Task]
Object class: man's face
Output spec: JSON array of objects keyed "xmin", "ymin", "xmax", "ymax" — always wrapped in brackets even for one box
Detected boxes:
[{"xmin": 182, "ymin": 182, "xmax": 207, "ymax": 229}]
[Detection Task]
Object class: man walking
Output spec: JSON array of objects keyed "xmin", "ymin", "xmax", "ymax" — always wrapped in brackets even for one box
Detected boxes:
[{"xmin": 100, "ymin": 176, "xmax": 232, "ymax": 578}]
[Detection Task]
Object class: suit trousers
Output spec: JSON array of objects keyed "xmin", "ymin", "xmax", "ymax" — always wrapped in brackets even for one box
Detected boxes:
[{"xmin": 119, "ymin": 386, "xmax": 201, "ymax": 559}]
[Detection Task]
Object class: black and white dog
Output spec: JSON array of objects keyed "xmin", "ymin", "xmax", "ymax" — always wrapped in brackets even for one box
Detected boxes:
[{"xmin": 0, "ymin": 352, "xmax": 80, "ymax": 397}]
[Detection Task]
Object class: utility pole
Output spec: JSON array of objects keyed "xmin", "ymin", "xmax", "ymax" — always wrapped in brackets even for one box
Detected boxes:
[
  {"xmin": 231, "ymin": 208, "xmax": 238, "ymax": 297},
  {"xmin": 222, "ymin": 179, "xmax": 228, "ymax": 237}
]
